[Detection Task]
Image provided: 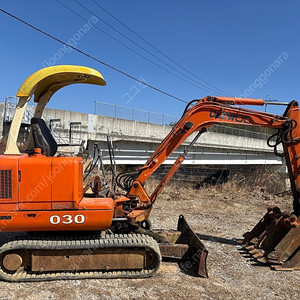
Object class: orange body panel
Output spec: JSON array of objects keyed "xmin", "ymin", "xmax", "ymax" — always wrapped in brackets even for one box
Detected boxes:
[
  {"xmin": 19, "ymin": 154, "xmax": 52, "ymax": 204},
  {"xmin": 0, "ymin": 153, "xmax": 114, "ymax": 232},
  {"xmin": 0, "ymin": 154, "xmax": 84, "ymax": 210},
  {"xmin": 52, "ymin": 156, "xmax": 83, "ymax": 205},
  {"xmin": 0, "ymin": 201, "xmax": 114, "ymax": 232}
]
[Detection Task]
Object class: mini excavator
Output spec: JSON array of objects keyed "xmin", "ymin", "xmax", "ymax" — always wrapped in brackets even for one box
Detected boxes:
[{"xmin": 0, "ymin": 65, "xmax": 299, "ymax": 282}]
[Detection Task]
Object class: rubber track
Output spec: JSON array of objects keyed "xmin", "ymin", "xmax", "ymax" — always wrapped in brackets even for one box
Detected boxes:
[{"xmin": 0, "ymin": 233, "xmax": 161, "ymax": 282}]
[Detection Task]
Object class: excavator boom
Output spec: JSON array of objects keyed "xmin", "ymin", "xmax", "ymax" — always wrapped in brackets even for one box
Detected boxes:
[
  {"xmin": 121, "ymin": 97, "xmax": 299, "ymax": 222},
  {"xmin": 116, "ymin": 96, "xmax": 300, "ymax": 273}
]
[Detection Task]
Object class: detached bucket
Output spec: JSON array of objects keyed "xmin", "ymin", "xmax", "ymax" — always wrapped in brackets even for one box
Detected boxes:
[
  {"xmin": 241, "ymin": 206, "xmax": 300, "ymax": 271},
  {"xmin": 154, "ymin": 215, "xmax": 208, "ymax": 278}
]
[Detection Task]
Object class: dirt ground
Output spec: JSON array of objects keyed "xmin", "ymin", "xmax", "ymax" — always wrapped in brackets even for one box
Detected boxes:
[{"xmin": 0, "ymin": 181, "xmax": 299, "ymax": 300}]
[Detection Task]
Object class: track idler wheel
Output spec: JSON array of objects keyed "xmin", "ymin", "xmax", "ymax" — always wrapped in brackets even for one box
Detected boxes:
[{"xmin": 2, "ymin": 253, "xmax": 23, "ymax": 272}]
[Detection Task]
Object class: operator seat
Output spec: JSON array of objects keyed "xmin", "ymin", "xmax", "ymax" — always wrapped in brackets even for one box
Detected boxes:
[{"xmin": 28, "ymin": 118, "xmax": 58, "ymax": 156}]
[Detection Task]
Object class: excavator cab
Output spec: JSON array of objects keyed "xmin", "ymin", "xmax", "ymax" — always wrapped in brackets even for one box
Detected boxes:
[
  {"xmin": 4, "ymin": 65, "xmax": 106, "ymax": 156},
  {"xmin": 0, "ymin": 65, "xmax": 115, "ymax": 227}
]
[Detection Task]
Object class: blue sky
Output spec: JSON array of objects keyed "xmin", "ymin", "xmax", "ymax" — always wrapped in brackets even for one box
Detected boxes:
[{"xmin": 0, "ymin": 0, "xmax": 299, "ymax": 117}]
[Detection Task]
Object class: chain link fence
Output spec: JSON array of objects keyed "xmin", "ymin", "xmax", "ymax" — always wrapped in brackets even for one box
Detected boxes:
[
  {"xmin": 3, "ymin": 97, "xmax": 271, "ymax": 141},
  {"xmin": 94, "ymin": 101, "xmax": 179, "ymax": 126},
  {"xmin": 3, "ymin": 97, "xmax": 74, "ymax": 145},
  {"xmin": 94, "ymin": 101, "xmax": 270, "ymax": 140},
  {"xmin": 209, "ymin": 124, "xmax": 270, "ymax": 140}
]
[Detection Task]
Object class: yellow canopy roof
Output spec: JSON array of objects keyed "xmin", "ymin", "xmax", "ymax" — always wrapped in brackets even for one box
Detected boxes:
[{"xmin": 16, "ymin": 65, "xmax": 106, "ymax": 102}]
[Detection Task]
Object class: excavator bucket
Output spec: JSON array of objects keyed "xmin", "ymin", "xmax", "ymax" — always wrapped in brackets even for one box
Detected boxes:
[
  {"xmin": 241, "ymin": 206, "xmax": 300, "ymax": 271},
  {"xmin": 242, "ymin": 205, "xmax": 282, "ymax": 244},
  {"xmin": 153, "ymin": 215, "xmax": 208, "ymax": 278},
  {"xmin": 270, "ymin": 225, "xmax": 300, "ymax": 270}
]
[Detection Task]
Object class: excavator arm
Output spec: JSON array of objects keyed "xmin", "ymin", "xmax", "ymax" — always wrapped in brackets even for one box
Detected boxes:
[
  {"xmin": 123, "ymin": 96, "xmax": 300, "ymax": 222},
  {"xmin": 117, "ymin": 96, "xmax": 300, "ymax": 273}
]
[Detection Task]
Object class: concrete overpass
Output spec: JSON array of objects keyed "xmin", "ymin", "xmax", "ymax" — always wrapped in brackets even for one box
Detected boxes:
[{"xmin": 0, "ymin": 99, "xmax": 282, "ymax": 166}]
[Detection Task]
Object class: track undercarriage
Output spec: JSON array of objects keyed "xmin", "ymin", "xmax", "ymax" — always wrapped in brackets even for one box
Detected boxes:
[
  {"xmin": 0, "ymin": 233, "xmax": 161, "ymax": 281},
  {"xmin": 0, "ymin": 215, "xmax": 207, "ymax": 281}
]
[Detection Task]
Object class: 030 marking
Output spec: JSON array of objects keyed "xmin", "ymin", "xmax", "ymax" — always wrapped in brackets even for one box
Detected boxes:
[{"xmin": 49, "ymin": 214, "xmax": 85, "ymax": 225}]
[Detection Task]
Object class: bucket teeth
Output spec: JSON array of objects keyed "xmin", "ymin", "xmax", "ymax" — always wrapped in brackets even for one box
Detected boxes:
[
  {"xmin": 249, "ymin": 237, "xmax": 259, "ymax": 246},
  {"xmin": 245, "ymin": 245, "xmax": 255, "ymax": 250},
  {"xmin": 249, "ymin": 249, "xmax": 262, "ymax": 255},
  {"xmin": 252, "ymin": 250, "xmax": 265, "ymax": 258},
  {"xmin": 266, "ymin": 250, "xmax": 279, "ymax": 262},
  {"xmin": 256, "ymin": 257, "xmax": 268, "ymax": 264},
  {"xmin": 241, "ymin": 205, "xmax": 300, "ymax": 272}
]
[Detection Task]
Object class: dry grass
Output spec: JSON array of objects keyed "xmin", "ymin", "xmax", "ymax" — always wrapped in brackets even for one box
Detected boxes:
[
  {"xmin": 201, "ymin": 170, "xmax": 286, "ymax": 195},
  {"xmin": 145, "ymin": 166, "xmax": 287, "ymax": 199}
]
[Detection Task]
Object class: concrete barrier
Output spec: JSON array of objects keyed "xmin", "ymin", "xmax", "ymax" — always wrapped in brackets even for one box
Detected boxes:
[
  {"xmin": 41, "ymin": 107, "xmax": 282, "ymax": 166},
  {"xmin": 1, "ymin": 104, "xmax": 283, "ymax": 166}
]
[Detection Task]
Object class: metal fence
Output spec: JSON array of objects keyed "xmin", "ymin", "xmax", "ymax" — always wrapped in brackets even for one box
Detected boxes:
[
  {"xmin": 94, "ymin": 101, "xmax": 179, "ymax": 126},
  {"xmin": 3, "ymin": 97, "xmax": 73, "ymax": 145},
  {"xmin": 3, "ymin": 97, "xmax": 271, "ymax": 142},
  {"xmin": 209, "ymin": 124, "xmax": 270, "ymax": 140},
  {"xmin": 94, "ymin": 101, "xmax": 270, "ymax": 140},
  {"xmin": 4, "ymin": 96, "xmax": 35, "ymax": 124}
]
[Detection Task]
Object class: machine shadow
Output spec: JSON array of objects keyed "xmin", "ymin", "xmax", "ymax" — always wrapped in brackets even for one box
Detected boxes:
[{"xmin": 196, "ymin": 233, "xmax": 240, "ymax": 246}]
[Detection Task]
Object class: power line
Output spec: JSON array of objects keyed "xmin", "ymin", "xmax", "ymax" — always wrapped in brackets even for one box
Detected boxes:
[
  {"xmin": 71, "ymin": 0, "xmax": 228, "ymax": 96},
  {"xmin": 92, "ymin": 0, "xmax": 234, "ymax": 97},
  {"xmin": 0, "ymin": 8, "xmax": 188, "ymax": 104},
  {"xmin": 55, "ymin": 0, "xmax": 214, "ymax": 95}
]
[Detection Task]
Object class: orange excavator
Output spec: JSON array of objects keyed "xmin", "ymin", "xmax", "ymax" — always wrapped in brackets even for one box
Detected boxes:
[{"xmin": 0, "ymin": 65, "xmax": 299, "ymax": 281}]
